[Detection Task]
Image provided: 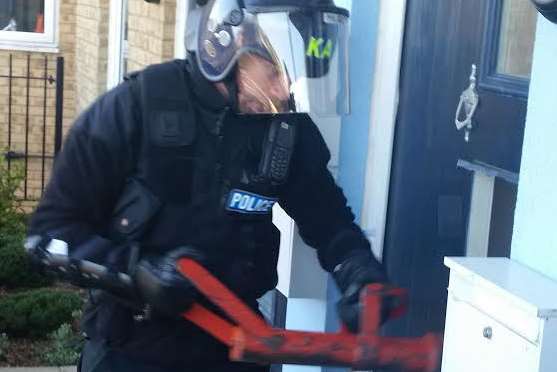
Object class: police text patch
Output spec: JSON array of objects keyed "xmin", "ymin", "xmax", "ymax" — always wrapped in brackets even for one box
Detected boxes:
[{"xmin": 226, "ymin": 189, "xmax": 277, "ymax": 214}]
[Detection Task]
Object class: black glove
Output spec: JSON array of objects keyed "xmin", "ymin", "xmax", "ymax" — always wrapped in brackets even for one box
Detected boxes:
[
  {"xmin": 333, "ymin": 250, "xmax": 395, "ymax": 332},
  {"xmin": 133, "ymin": 246, "xmax": 205, "ymax": 317},
  {"xmin": 25, "ymin": 235, "xmax": 144, "ymax": 308},
  {"xmin": 25, "ymin": 235, "xmax": 56, "ymax": 265}
]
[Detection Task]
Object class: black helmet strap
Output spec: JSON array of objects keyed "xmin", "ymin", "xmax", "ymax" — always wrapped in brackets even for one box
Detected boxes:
[{"xmin": 224, "ymin": 66, "xmax": 240, "ymax": 112}]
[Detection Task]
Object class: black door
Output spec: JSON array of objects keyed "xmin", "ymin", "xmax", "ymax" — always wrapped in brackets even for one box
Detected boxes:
[{"xmin": 382, "ymin": 0, "xmax": 538, "ymax": 355}]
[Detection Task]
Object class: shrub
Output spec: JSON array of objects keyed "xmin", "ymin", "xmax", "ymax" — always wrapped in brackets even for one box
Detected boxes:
[
  {"xmin": 0, "ymin": 233, "xmax": 54, "ymax": 289},
  {"xmin": 0, "ymin": 288, "xmax": 83, "ymax": 337},
  {"xmin": 0, "ymin": 333, "xmax": 8, "ymax": 361},
  {"xmin": 43, "ymin": 323, "xmax": 84, "ymax": 366},
  {"xmin": 0, "ymin": 155, "xmax": 52, "ymax": 289},
  {"xmin": 0, "ymin": 155, "xmax": 25, "ymax": 234}
]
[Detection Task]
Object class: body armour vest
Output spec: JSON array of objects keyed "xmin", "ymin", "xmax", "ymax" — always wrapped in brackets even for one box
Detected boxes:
[{"xmin": 118, "ymin": 60, "xmax": 297, "ymax": 299}]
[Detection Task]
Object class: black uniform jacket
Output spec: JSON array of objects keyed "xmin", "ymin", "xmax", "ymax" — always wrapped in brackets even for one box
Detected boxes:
[{"xmin": 28, "ymin": 59, "xmax": 374, "ymax": 368}]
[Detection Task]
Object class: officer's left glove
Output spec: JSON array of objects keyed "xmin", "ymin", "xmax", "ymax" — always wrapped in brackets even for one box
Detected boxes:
[
  {"xmin": 25, "ymin": 235, "xmax": 143, "ymax": 307},
  {"xmin": 333, "ymin": 251, "xmax": 397, "ymax": 333},
  {"xmin": 134, "ymin": 247, "xmax": 205, "ymax": 317},
  {"xmin": 25, "ymin": 235, "xmax": 62, "ymax": 266}
]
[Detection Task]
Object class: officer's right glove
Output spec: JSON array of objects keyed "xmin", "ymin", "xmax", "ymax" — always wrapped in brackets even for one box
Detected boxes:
[
  {"xmin": 333, "ymin": 251, "xmax": 397, "ymax": 333},
  {"xmin": 134, "ymin": 247, "xmax": 205, "ymax": 317}
]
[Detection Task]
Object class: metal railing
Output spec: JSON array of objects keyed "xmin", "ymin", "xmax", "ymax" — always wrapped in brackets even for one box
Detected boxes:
[{"xmin": 1, "ymin": 53, "xmax": 64, "ymax": 201}]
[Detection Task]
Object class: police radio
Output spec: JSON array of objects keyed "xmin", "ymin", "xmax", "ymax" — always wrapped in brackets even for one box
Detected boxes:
[
  {"xmin": 258, "ymin": 119, "xmax": 296, "ymax": 185},
  {"xmin": 531, "ymin": 0, "xmax": 557, "ymax": 23}
]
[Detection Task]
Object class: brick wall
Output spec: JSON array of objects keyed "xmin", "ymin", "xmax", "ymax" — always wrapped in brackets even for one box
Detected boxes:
[
  {"xmin": 0, "ymin": 0, "xmax": 77, "ymax": 202},
  {"xmin": 0, "ymin": 0, "xmax": 179, "ymax": 205},
  {"xmin": 127, "ymin": 0, "xmax": 177, "ymax": 72},
  {"xmin": 75, "ymin": 0, "xmax": 110, "ymax": 113}
]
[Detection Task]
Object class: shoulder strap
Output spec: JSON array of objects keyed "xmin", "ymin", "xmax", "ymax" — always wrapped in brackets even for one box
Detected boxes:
[
  {"xmin": 139, "ymin": 59, "xmax": 194, "ymax": 118},
  {"xmin": 128, "ymin": 60, "xmax": 197, "ymax": 148},
  {"xmin": 100, "ymin": 62, "xmax": 199, "ymax": 277}
]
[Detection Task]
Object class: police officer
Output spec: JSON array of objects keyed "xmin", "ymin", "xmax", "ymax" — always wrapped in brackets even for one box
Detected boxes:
[{"xmin": 26, "ymin": 0, "xmax": 391, "ymax": 371}]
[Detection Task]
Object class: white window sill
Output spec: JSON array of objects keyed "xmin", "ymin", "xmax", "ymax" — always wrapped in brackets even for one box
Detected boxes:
[{"xmin": 0, "ymin": 41, "xmax": 59, "ymax": 54}]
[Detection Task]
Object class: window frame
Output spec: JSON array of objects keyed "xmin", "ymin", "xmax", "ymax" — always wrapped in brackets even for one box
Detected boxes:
[
  {"xmin": 479, "ymin": 0, "xmax": 536, "ymax": 98},
  {"xmin": 0, "ymin": 0, "xmax": 59, "ymax": 53},
  {"xmin": 107, "ymin": 0, "xmax": 128, "ymax": 89},
  {"xmin": 174, "ymin": 0, "xmax": 187, "ymax": 59}
]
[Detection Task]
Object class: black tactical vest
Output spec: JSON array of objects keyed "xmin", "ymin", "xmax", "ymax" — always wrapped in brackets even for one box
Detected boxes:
[{"xmin": 112, "ymin": 60, "xmax": 296, "ymax": 299}]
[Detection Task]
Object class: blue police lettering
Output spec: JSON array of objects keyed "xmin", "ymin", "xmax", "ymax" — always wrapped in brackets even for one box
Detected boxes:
[
  {"xmin": 226, "ymin": 190, "xmax": 277, "ymax": 214},
  {"xmin": 230, "ymin": 193, "xmax": 243, "ymax": 208}
]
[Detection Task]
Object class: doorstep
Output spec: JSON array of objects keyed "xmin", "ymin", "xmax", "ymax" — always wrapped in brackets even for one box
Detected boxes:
[{"xmin": 0, "ymin": 367, "xmax": 76, "ymax": 372}]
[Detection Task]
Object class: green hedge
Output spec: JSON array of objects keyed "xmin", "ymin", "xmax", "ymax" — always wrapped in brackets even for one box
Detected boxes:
[
  {"xmin": 0, "ymin": 232, "xmax": 53, "ymax": 289},
  {"xmin": 0, "ymin": 156, "xmax": 52, "ymax": 289},
  {"xmin": 0, "ymin": 155, "xmax": 25, "ymax": 235},
  {"xmin": 0, "ymin": 288, "xmax": 83, "ymax": 337}
]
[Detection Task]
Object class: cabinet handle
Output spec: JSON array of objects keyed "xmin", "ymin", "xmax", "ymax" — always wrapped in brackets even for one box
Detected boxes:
[{"xmin": 483, "ymin": 326, "xmax": 493, "ymax": 340}]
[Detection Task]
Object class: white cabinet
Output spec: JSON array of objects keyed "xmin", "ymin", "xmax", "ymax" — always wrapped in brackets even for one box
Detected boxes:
[{"xmin": 442, "ymin": 257, "xmax": 557, "ymax": 372}]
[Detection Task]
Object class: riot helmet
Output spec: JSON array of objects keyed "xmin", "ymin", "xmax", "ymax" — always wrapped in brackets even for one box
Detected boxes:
[{"xmin": 186, "ymin": 0, "xmax": 351, "ymax": 116}]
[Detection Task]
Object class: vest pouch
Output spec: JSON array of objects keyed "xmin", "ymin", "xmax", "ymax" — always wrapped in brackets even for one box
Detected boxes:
[
  {"xmin": 110, "ymin": 178, "xmax": 162, "ymax": 243},
  {"xmin": 149, "ymin": 110, "xmax": 196, "ymax": 148}
]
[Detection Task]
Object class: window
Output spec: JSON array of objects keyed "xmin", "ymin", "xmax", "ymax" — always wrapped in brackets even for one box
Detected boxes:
[
  {"xmin": 496, "ymin": 0, "xmax": 537, "ymax": 79},
  {"xmin": 0, "ymin": 0, "xmax": 58, "ymax": 52},
  {"xmin": 480, "ymin": 0, "xmax": 538, "ymax": 97}
]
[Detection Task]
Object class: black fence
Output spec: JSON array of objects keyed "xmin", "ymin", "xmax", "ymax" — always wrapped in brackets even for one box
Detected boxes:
[{"xmin": 1, "ymin": 53, "xmax": 64, "ymax": 201}]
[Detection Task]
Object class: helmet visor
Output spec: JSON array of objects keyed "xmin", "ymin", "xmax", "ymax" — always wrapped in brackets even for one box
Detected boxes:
[{"xmin": 197, "ymin": 1, "xmax": 350, "ymax": 116}]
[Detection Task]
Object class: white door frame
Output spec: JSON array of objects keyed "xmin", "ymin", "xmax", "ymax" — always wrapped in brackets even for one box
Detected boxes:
[
  {"xmin": 361, "ymin": 0, "xmax": 407, "ymax": 260},
  {"xmin": 107, "ymin": 0, "xmax": 128, "ymax": 89},
  {"xmin": 174, "ymin": 0, "xmax": 188, "ymax": 58}
]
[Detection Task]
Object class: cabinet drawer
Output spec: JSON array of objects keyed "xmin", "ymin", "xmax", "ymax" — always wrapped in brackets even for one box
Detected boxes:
[
  {"xmin": 448, "ymin": 272, "xmax": 542, "ymax": 343},
  {"xmin": 442, "ymin": 294, "xmax": 539, "ymax": 372}
]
